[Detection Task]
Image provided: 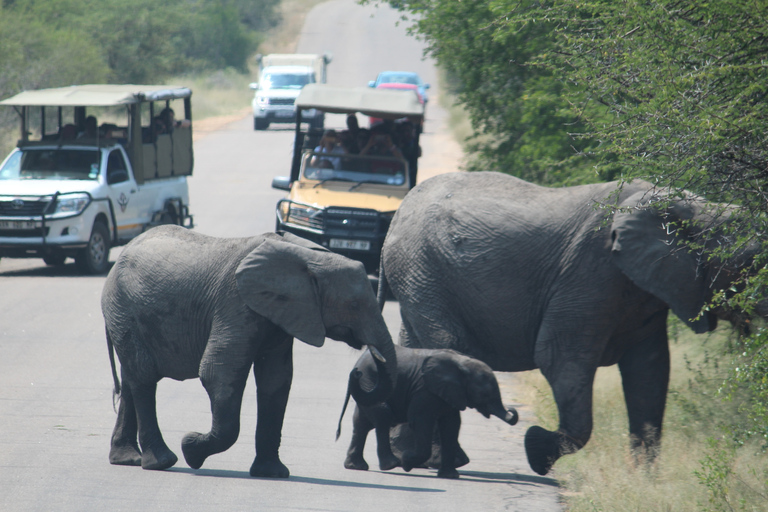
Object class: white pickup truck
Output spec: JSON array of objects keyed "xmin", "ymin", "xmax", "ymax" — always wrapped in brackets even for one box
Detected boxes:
[{"xmin": 0, "ymin": 84, "xmax": 195, "ymax": 274}]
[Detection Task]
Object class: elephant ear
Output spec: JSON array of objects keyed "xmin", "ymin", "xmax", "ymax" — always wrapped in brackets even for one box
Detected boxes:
[
  {"xmin": 422, "ymin": 355, "xmax": 468, "ymax": 411},
  {"xmin": 235, "ymin": 236, "xmax": 326, "ymax": 347},
  {"xmin": 611, "ymin": 190, "xmax": 712, "ymax": 333}
]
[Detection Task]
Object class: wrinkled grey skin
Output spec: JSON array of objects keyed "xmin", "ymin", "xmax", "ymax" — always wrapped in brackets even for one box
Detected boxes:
[
  {"xmin": 337, "ymin": 345, "xmax": 518, "ymax": 479},
  {"xmin": 379, "ymin": 172, "xmax": 766, "ymax": 476},
  {"xmin": 102, "ymin": 226, "xmax": 396, "ymax": 478}
]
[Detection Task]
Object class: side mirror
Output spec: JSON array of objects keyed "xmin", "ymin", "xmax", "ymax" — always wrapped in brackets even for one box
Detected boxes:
[
  {"xmin": 249, "ymin": 82, "xmax": 259, "ymax": 90},
  {"xmin": 368, "ymin": 81, "xmax": 376, "ymax": 88},
  {"xmin": 272, "ymin": 176, "xmax": 292, "ymax": 191}
]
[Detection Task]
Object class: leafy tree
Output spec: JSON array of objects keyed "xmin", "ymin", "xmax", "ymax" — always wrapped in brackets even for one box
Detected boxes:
[{"xmin": 376, "ymin": 0, "xmax": 768, "ymax": 449}]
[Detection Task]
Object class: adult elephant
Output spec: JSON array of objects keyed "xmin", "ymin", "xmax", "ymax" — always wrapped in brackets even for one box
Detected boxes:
[
  {"xmin": 378, "ymin": 171, "xmax": 765, "ymax": 476},
  {"xmin": 103, "ymin": 226, "xmax": 397, "ymax": 478}
]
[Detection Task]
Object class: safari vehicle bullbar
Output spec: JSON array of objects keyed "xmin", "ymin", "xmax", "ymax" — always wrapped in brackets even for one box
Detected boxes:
[{"xmin": 272, "ymin": 84, "xmax": 424, "ymax": 273}]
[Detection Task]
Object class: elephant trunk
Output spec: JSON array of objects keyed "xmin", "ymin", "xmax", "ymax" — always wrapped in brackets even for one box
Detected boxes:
[
  {"xmin": 499, "ymin": 408, "xmax": 519, "ymax": 426},
  {"xmin": 348, "ymin": 348, "xmax": 393, "ymax": 407}
]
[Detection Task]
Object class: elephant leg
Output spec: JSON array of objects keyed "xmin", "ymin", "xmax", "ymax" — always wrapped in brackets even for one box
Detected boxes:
[
  {"xmin": 250, "ymin": 336, "xmax": 294, "ymax": 478},
  {"xmin": 370, "ymin": 406, "xmax": 400, "ymax": 470},
  {"xmin": 109, "ymin": 368, "xmax": 141, "ymax": 466},
  {"xmin": 618, "ymin": 313, "xmax": 669, "ymax": 465},
  {"xmin": 344, "ymin": 406, "xmax": 373, "ymax": 470},
  {"xmin": 526, "ymin": 356, "xmax": 596, "ymax": 475},
  {"xmin": 181, "ymin": 363, "xmax": 250, "ymax": 470},
  {"xmin": 401, "ymin": 404, "xmax": 438, "ymax": 472},
  {"xmin": 435, "ymin": 411, "xmax": 461, "ymax": 479},
  {"xmin": 128, "ymin": 377, "xmax": 178, "ymax": 470}
]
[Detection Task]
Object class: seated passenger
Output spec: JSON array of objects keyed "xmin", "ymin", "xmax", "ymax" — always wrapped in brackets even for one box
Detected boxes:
[
  {"xmin": 77, "ymin": 116, "xmax": 98, "ymax": 139},
  {"xmin": 311, "ymin": 129, "xmax": 347, "ymax": 170},
  {"xmin": 158, "ymin": 107, "xmax": 191, "ymax": 134},
  {"xmin": 59, "ymin": 124, "xmax": 77, "ymax": 140},
  {"xmin": 360, "ymin": 124, "xmax": 403, "ymax": 159}
]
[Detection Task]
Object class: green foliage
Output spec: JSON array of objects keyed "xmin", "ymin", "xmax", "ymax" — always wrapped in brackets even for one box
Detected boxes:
[
  {"xmin": 0, "ymin": 0, "xmax": 279, "ymax": 91},
  {"xmin": 363, "ymin": 0, "xmax": 607, "ymax": 185}
]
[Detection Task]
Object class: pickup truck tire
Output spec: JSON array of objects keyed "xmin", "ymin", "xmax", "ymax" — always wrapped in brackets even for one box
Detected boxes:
[
  {"xmin": 75, "ymin": 221, "xmax": 111, "ymax": 275},
  {"xmin": 254, "ymin": 117, "xmax": 269, "ymax": 130}
]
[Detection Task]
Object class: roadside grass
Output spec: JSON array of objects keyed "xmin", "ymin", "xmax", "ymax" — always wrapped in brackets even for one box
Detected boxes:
[{"xmin": 515, "ymin": 320, "xmax": 768, "ymax": 512}]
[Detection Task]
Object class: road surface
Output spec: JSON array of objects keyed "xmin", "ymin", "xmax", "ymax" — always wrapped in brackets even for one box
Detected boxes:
[{"xmin": 0, "ymin": 1, "xmax": 562, "ymax": 510}]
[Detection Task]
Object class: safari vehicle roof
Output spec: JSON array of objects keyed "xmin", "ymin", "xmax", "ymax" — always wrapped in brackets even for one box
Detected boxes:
[
  {"xmin": 295, "ymin": 84, "xmax": 424, "ymax": 120},
  {"xmin": 0, "ymin": 84, "xmax": 192, "ymax": 107}
]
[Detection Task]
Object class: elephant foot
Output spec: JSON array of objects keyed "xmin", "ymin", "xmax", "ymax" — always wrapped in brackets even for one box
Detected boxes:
[
  {"xmin": 524, "ymin": 425, "xmax": 584, "ymax": 476},
  {"xmin": 140, "ymin": 446, "xmax": 178, "ymax": 471},
  {"xmin": 378, "ymin": 456, "xmax": 400, "ymax": 471},
  {"xmin": 344, "ymin": 456, "xmax": 369, "ymax": 471},
  {"xmin": 109, "ymin": 443, "xmax": 142, "ymax": 466},
  {"xmin": 250, "ymin": 457, "xmax": 290, "ymax": 478},
  {"xmin": 401, "ymin": 451, "xmax": 428, "ymax": 473},
  {"xmin": 437, "ymin": 467, "xmax": 460, "ymax": 479},
  {"xmin": 181, "ymin": 432, "xmax": 209, "ymax": 470}
]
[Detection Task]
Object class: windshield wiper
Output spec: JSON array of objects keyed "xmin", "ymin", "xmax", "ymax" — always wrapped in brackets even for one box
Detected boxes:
[
  {"xmin": 313, "ymin": 177, "xmax": 356, "ymax": 188},
  {"xmin": 348, "ymin": 180, "xmax": 386, "ymax": 191}
]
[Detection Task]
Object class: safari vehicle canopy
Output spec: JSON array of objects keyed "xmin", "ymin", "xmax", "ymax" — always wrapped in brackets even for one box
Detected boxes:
[
  {"xmin": 0, "ymin": 84, "xmax": 193, "ymax": 184},
  {"xmin": 273, "ymin": 84, "xmax": 425, "ymax": 274}
]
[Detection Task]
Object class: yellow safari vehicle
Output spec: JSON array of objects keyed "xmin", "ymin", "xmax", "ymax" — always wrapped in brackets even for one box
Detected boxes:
[{"xmin": 272, "ymin": 84, "xmax": 424, "ymax": 273}]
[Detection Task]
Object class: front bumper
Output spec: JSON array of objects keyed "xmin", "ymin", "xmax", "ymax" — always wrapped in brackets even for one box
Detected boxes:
[{"xmin": 275, "ymin": 199, "xmax": 392, "ymax": 273}]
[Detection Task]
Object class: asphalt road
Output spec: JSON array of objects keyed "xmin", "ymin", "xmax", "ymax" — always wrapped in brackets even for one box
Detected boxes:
[{"xmin": 0, "ymin": 1, "xmax": 561, "ymax": 510}]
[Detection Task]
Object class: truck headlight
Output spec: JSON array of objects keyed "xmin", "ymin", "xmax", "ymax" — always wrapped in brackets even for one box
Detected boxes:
[
  {"xmin": 51, "ymin": 193, "xmax": 91, "ymax": 218},
  {"xmin": 257, "ymin": 95, "xmax": 268, "ymax": 106}
]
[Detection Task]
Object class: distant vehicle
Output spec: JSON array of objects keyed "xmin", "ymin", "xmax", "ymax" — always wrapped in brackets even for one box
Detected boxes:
[
  {"xmin": 369, "ymin": 83, "xmax": 424, "ymax": 130},
  {"xmin": 0, "ymin": 84, "xmax": 195, "ymax": 274},
  {"xmin": 249, "ymin": 53, "xmax": 332, "ymax": 130},
  {"xmin": 368, "ymin": 71, "xmax": 430, "ymax": 105},
  {"xmin": 271, "ymin": 84, "xmax": 424, "ymax": 274}
]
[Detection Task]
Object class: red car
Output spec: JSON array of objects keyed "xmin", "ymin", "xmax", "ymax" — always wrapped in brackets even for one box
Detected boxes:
[{"xmin": 369, "ymin": 83, "xmax": 425, "ymax": 129}]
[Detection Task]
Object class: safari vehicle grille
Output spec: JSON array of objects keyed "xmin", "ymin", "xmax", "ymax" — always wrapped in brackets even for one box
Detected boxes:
[
  {"xmin": 269, "ymin": 98, "xmax": 295, "ymax": 106},
  {"xmin": 324, "ymin": 208, "xmax": 384, "ymax": 235},
  {"xmin": 0, "ymin": 198, "xmax": 51, "ymax": 217}
]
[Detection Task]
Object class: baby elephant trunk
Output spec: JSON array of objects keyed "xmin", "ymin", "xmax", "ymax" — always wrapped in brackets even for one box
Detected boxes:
[{"xmin": 499, "ymin": 408, "xmax": 519, "ymax": 426}]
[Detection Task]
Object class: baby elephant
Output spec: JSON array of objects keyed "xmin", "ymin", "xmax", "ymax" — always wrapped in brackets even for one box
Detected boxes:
[{"xmin": 337, "ymin": 345, "xmax": 519, "ymax": 479}]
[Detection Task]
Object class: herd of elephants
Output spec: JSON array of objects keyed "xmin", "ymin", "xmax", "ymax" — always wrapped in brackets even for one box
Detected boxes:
[{"xmin": 101, "ymin": 171, "xmax": 765, "ymax": 479}]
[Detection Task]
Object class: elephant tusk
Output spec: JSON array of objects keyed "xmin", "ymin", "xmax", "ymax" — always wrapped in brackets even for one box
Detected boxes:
[{"xmin": 367, "ymin": 345, "xmax": 387, "ymax": 363}]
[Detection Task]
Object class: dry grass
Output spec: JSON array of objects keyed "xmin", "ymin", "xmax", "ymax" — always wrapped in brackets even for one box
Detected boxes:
[{"xmin": 516, "ymin": 324, "xmax": 768, "ymax": 512}]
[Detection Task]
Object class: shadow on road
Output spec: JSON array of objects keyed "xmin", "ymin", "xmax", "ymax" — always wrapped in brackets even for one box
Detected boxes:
[
  {"xmin": 170, "ymin": 467, "xmax": 444, "ymax": 493},
  {"xmin": 0, "ymin": 261, "xmax": 114, "ymax": 278},
  {"xmin": 458, "ymin": 469, "xmax": 561, "ymax": 487}
]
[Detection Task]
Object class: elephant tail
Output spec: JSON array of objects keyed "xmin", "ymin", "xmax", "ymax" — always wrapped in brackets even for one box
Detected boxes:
[
  {"xmin": 106, "ymin": 328, "xmax": 121, "ymax": 412},
  {"xmin": 376, "ymin": 258, "xmax": 388, "ymax": 313},
  {"xmin": 335, "ymin": 379, "xmax": 356, "ymax": 441}
]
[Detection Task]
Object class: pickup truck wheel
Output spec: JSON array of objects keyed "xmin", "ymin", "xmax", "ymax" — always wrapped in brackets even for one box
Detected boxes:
[
  {"xmin": 75, "ymin": 221, "xmax": 111, "ymax": 275},
  {"xmin": 254, "ymin": 117, "xmax": 269, "ymax": 130}
]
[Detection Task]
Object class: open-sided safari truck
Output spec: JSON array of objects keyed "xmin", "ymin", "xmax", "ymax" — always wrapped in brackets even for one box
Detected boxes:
[
  {"xmin": 271, "ymin": 84, "xmax": 424, "ymax": 273},
  {"xmin": 0, "ymin": 84, "xmax": 194, "ymax": 273}
]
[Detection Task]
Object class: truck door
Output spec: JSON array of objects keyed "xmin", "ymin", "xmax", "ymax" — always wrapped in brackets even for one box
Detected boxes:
[{"xmin": 105, "ymin": 148, "xmax": 145, "ymax": 241}]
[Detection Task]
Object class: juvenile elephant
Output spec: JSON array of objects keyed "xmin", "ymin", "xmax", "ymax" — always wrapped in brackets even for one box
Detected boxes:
[
  {"xmin": 337, "ymin": 344, "xmax": 518, "ymax": 479},
  {"xmin": 379, "ymin": 172, "xmax": 767, "ymax": 476},
  {"xmin": 102, "ymin": 226, "xmax": 397, "ymax": 478}
]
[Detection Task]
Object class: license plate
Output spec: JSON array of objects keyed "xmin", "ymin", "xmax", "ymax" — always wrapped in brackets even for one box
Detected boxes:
[
  {"xmin": 275, "ymin": 111, "xmax": 294, "ymax": 118},
  {"xmin": 0, "ymin": 220, "xmax": 36, "ymax": 230},
  {"xmin": 330, "ymin": 238, "xmax": 371, "ymax": 251}
]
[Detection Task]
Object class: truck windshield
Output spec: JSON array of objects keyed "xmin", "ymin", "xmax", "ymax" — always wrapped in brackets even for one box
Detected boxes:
[
  {"xmin": 262, "ymin": 73, "xmax": 313, "ymax": 90},
  {"xmin": 302, "ymin": 152, "xmax": 406, "ymax": 186},
  {"xmin": 0, "ymin": 149, "xmax": 100, "ymax": 181}
]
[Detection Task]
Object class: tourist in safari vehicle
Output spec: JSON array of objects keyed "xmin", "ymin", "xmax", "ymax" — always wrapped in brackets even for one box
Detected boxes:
[{"xmin": 271, "ymin": 84, "xmax": 424, "ymax": 274}]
